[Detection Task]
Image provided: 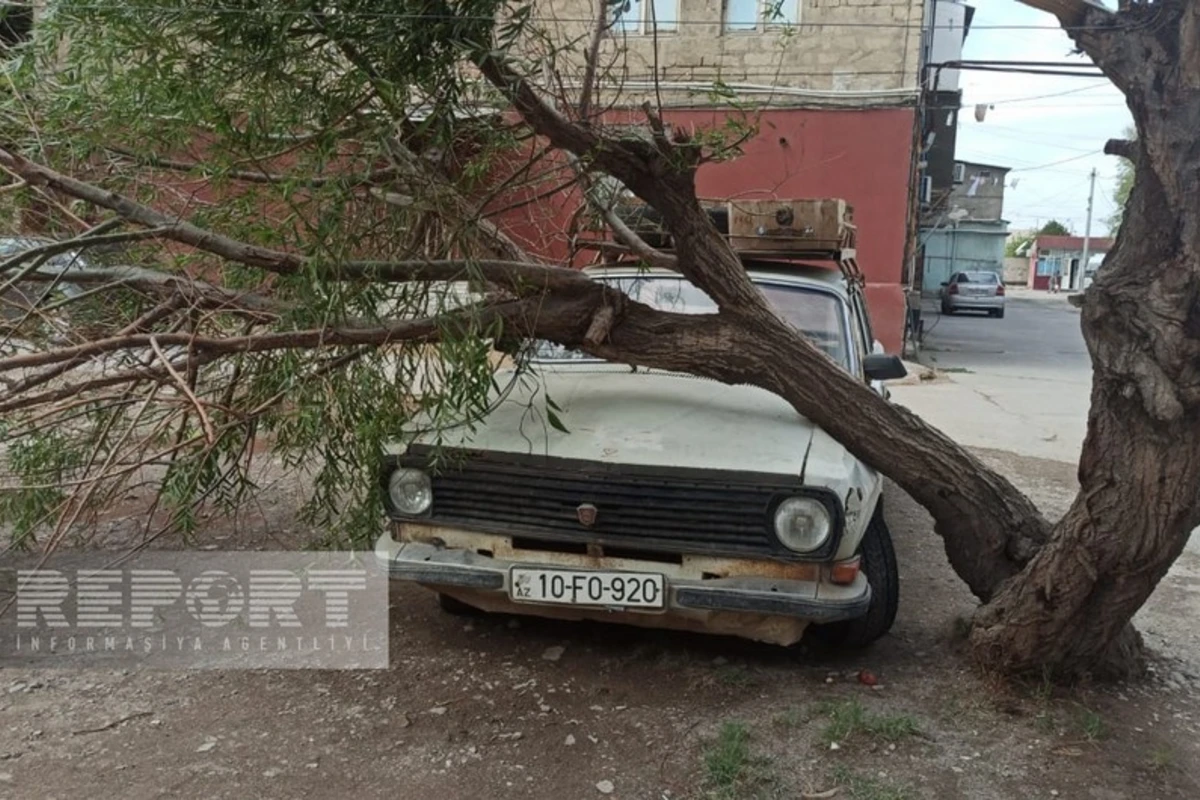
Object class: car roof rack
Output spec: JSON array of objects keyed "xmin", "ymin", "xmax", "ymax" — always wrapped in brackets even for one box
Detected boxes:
[{"xmin": 576, "ymin": 198, "xmax": 864, "ymax": 289}]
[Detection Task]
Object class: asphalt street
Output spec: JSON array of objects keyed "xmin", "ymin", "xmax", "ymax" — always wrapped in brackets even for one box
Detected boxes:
[
  {"xmin": 891, "ymin": 289, "xmax": 1091, "ymax": 463},
  {"xmin": 902, "ymin": 290, "xmax": 1197, "ymax": 545}
]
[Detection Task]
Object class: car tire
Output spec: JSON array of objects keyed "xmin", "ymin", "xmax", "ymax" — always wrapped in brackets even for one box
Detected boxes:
[
  {"xmin": 995, "ymin": 308, "xmax": 1005, "ymax": 319},
  {"xmin": 940, "ymin": 302, "xmax": 953, "ymax": 315},
  {"xmin": 437, "ymin": 592, "xmax": 484, "ymax": 617},
  {"xmin": 811, "ymin": 510, "xmax": 899, "ymax": 648}
]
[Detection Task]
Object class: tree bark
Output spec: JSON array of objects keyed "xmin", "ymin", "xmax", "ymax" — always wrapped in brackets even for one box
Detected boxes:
[{"xmin": 970, "ymin": 0, "xmax": 1200, "ymax": 677}]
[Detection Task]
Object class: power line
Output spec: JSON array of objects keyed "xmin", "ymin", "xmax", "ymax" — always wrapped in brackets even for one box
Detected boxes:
[
  {"xmin": 1009, "ymin": 151, "xmax": 1103, "ymax": 172},
  {"xmin": 981, "ymin": 82, "xmax": 1114, "ymax": 106},
  {"xmin": 961, "ymin": 127, "xmax": 1101, "ymax": 154},
  {"xmin": 37, "ymin": 4, "xmax": 1132, "ymax": 32}
]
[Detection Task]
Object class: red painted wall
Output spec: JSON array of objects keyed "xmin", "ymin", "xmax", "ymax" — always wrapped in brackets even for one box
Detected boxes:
[
  {"xmin": 495, "ymin": 106, "xmax": 917, "ymax": 352},
  {"xmin": 676, "ymin": 106, "xmax": 915, "ymax": 352}
]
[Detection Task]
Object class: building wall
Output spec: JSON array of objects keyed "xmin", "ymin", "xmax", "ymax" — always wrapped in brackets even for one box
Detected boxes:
[
  {"xmin": 538, "ymin": 0, "xmax": 924, "ymax": 101},
  {"xmin": 686, "ymin": 106, "xmax": 914, "ymax": 351},
  {"xmin": 1002, "ymin": 256, "xmax": 1029, "ymax": 285},
  {"xmin": 921, "ymin": 224, "xmax": 1008, "ymax": 293},
  {"xmin": 511, "ymin": 2, "xmax": 923, "ymax": 352},
  {"xmin": 945, "ymin": 161, "xmax": 1009, "ymax": 220},
  {"xmin": 493, "ymin": 105, "xmax": 916, "ymax": 352},
  {"xmin": 1029, "ymin": 246, "xmax": 1110, "ymax": 290}
]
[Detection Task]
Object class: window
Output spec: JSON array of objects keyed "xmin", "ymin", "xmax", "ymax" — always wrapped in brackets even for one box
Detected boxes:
[
  {"xmin": 724, "ymin": 1, "xmax": 799, "ymax": 32},
  {"xmin": 535, "ymin": 275, "xmax": 850, "ymax": 369},
  {"xmin": 725, "ymin": 0, "xmax": 759, "ymax": 30},
  {"xmin": 952, "ymin": 163, "xmax": 966, "ymax": 184},
  {"xmin": 613, "ymin": 0, "xmax": 678, "ymax": 34}
]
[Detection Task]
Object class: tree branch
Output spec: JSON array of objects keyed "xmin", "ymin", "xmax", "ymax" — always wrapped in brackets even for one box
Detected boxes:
[
  {"xmin": 0, "ymin": 149, "xmax": 590, "ymax": 295},
  {"xmin": 0, "ymin": 297, "xmax": 565, "ymax": 375},
  {"xmin": 577, "ymin": 0, "xmax": 610, "ymax": 122},
  {"xmin": 17, "ymin": 265, "xmax": 283, "ymax": 318},
  {"xmin": 0, "ymin": 148, "xmax": 307, "ymax": 272},
  {"xmin": 1104, "ymin": 138, "xmax": 1136, "ymax": 160},
  {"xmin": 0, "ymin": 226, "xmax": 166, "ymax": 276},
  {"xmin": 473, "ymin": 51, "xmax": 769, "ymax": 317},
  {"xmin": 105, "ymin": 147, "xmax": 400, "ymax": 188}
]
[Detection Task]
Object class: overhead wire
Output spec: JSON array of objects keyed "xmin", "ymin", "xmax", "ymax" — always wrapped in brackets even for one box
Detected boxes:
[{"xmin": 28, "ymin": 5, "xmax": 1139, "ymax": 31}]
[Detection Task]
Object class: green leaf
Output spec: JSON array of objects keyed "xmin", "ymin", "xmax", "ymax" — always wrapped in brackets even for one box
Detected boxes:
[{"xmin": 546, "ymin": 407, "xmax": 570, "ymax": 435}]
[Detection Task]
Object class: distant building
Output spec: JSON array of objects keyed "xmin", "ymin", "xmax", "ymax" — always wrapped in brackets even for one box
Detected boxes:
[
  {"xmin": 1028, "ymin": 235, "xmax": 1114, "ymax": 291},
  {"xmin": 919, "ymin": 160, "xmax": 1011, "ymax": 293}
]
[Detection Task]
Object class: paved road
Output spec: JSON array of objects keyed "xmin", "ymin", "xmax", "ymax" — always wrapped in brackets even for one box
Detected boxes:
[
  {"xmin": 890, "ymin": 290, "xmax": 1091, "ymax": 463},
  {"xmin": 894, "ymin": 289, "xmax": 1200, "ymax": 633}
]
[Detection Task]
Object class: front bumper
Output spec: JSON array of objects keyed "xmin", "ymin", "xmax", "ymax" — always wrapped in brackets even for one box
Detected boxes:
[{"xmin": 374, "ymin": 533, "xmax": 870, "ymax": 625}]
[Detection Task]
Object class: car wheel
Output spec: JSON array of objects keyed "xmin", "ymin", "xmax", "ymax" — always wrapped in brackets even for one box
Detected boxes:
[
  {"xmin": 940, "ymin": 302, "xmax": 953, "ymax": 315},
  {"xmin": 811, "ymin": 510, "xmax": 899, "ymax": 648},
  {"xmin": 437, "ymin": 592, "xmax": 484, "ymax": 617},
  {"xmin": 995, "ymin": 308, "xmax": 1005, "ymax": 319}
]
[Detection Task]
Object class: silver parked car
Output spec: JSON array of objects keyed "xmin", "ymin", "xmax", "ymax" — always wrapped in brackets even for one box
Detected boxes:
[{"xmin": 939, "ymin": 270, "xmax": 1006, "ymax": 318}]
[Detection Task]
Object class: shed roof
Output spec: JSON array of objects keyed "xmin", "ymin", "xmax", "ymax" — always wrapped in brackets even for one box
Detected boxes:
[{"xmin": 1036, "ymin": 235, "xmax": 1114, "ymax": 252}]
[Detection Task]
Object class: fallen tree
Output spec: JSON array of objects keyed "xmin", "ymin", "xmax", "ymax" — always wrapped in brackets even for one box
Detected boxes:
[{"xmin": 0, "ymin": 0, "xmax": 1196, "ymax": 678}]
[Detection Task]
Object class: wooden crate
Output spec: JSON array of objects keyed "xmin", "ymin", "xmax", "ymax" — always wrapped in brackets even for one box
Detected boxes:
[{"xmin": 725, "ymin": 199, "xmax": 855, "ymax": 254}]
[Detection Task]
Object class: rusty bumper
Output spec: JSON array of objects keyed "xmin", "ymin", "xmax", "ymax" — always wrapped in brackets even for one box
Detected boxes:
[{"xmin": 374, "ymin": 533, "xmax": 870, "ymax": 643}]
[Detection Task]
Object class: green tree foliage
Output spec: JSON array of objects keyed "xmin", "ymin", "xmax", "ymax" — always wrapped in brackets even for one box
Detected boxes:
[
  {"xmin": 1005, "ymin": 220, "xmax": 1071, "ymax": 257},
  {"xmin": 1108, "ymin": 128, "xmax": 1136, "ymax": 234},
  {"xmin": 0, "ymin": 1, "xmax": 545, "ymax": 546},
  {"xmin": 1038, "ymin": 220, "xmax": 1072, "ymax": 237},
  {"xmin": 0, "ymin": 1, "xmax": 760, "ymax": 550}
]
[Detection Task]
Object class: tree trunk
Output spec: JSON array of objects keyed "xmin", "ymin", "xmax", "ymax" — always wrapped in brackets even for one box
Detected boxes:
[
  {"xmin": 476, "ymin": 13, "xmax": 1200, "ymax": 678},
  {"xmin": 969, "ymin": 0, "xmax": 1200, "ymax": 677}
]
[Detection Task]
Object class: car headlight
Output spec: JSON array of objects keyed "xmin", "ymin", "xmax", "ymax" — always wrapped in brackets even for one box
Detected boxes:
[
  {"xmin": 388, "ymin": 468, "xmax": 432, "ymax": 516},
  {"xmin": 773, "ymin": 496, "xmax": 832, "ymax": 553}
]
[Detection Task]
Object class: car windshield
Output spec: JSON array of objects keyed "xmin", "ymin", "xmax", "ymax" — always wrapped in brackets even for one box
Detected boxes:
[
  {"xmin": 533, "ymin": 275, "xmax": 850, "ymax": 369},
  {"xmin": 961, "ymin": 272, "xmax": 999, "ymax": 284}
]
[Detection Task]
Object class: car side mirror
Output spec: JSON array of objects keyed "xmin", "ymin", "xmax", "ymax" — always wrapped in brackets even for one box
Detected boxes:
[
  {"xmin": 864, "ymin": 353, "xmax": 907, "ymax": 381},
  {"xmin": 939, "ymin": 282, "xmax": 948, "ymax": 287}
]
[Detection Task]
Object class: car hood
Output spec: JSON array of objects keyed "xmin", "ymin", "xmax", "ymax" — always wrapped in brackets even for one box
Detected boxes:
[{"xmin": 403, "ymin": 366, "xmax": 872, "ymax": 496}]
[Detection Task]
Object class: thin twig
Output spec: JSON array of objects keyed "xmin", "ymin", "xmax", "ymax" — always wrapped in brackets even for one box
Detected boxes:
[{"xmin": 149, "ymin": 335, "xmax": 216, "ymax": 446}]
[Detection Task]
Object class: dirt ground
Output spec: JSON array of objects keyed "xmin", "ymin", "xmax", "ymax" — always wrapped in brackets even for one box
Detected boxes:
[{"xmin": 2, "ymin": 447, "xmax": 1199, "ymax": 800}]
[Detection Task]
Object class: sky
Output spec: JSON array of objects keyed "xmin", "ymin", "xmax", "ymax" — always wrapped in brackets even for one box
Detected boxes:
[{"xmin": 953, "ymin": 1, "xmax": 1131, "ymax": 235}]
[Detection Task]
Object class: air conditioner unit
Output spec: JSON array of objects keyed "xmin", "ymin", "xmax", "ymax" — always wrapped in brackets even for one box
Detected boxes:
[{"xmin": 953, "ymin": 163, "xmax": 966, "ymax": 184}]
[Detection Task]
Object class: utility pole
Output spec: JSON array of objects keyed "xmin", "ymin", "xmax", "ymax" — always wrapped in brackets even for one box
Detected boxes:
[{"xmin": 1079, "ymin": 168, "xmax": 1097, "ymax": 290}]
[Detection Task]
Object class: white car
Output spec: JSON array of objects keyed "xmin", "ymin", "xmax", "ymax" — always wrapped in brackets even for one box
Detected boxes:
[
  {"xmin": 375, "ymin": 263, "xmax": 906, "ymax": 648},
  {"xmin": 0, "ymin": 236, "xmax": 90, "ymax": 324}
]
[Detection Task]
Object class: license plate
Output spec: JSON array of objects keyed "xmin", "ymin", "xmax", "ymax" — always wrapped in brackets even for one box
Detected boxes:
[{"xmin": 509, "ymin": 568, "xmax": 665, "ymax": 609}]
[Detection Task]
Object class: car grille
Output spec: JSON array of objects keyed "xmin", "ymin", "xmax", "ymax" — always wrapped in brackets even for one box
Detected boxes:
[{"xmin": 393, "ymin": 448, "xmax": 839, "ymax": 561}]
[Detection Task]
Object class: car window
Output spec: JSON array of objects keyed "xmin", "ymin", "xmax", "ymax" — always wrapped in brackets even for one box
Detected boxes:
[
  {"xmin": 963, "ymin": 272, "xmax": 999, "ymax": 284},
  {"xmin": 956, "ymin": 273, "xmax": 971, "ymax": 283},
  {"xmin": 762, "ymin": 284, "xmax": 851, "ymax": 368},
  {"xmin": 533, "ymin": 276, "xmax": 851, "ymax": 369}
]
